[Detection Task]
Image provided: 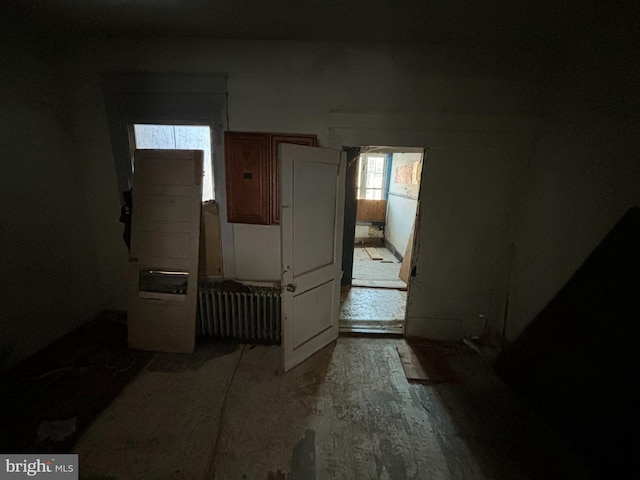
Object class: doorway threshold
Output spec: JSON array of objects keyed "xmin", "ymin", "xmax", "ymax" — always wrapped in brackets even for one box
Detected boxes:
[
  {"xmin": 351, "ymin": 279, "xmax": 407, "ymax": 290},
  {"xmin": 339, "ymin": 326, "xmax": 404, "ymax": 337},
  {"xmin": 339, "ymin": 318, "xmax": 404, "ymax": 336}
]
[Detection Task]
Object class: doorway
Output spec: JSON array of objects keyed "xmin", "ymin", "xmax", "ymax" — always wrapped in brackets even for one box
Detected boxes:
[{"xmin": 340, "ymin": 147, "xmax": 425, "ymax": 334}]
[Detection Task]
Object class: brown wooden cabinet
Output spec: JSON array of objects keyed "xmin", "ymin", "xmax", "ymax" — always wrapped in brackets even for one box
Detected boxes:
[
  {"xmin": 224, "ymin": 132, "xmax": 270, "ymax": 224},
  {"xmin": 225, "ymin": 131, "xmax": 317, "ymax": 224}
]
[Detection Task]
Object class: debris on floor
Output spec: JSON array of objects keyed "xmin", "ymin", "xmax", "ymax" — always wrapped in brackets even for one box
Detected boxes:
[
  {"xmin": 0, "ymin": 313, "xmax": 155, "ymax": 453},
  {"xmin": 351, "ymin": 247, "xmax": 406, "ymax": 289},
  {"xmin": 397, "ymin": 343, "xmax": 460, "ymax": 383}
]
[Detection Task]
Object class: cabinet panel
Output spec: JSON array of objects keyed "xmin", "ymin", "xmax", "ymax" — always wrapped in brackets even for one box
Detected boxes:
[
  {"xmin": 225, "ymin": 132, "xmax": 270, "ymax": 224},
  {"xmin": 270, "ymin": 134, "xmax": 318, "ymax": 224},
  {"xmin": 225, "ymin": 132, "xmax": 318, "ymax": 225}
]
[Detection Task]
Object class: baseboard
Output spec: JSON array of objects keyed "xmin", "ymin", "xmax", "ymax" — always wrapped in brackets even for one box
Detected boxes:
[
  {"xmin": 404, "ymin": 316, "xmax": 466, "ymax": 340},
  {"xmin": 339, "ymin": 328, "xmax": 404, "ymax": 337},
  {"xmin": 384, "ymin": 239, "xmax": 404, "ymax": 262}
]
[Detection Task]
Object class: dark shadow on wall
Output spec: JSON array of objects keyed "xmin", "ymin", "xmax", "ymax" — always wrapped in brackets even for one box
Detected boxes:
[
  {"xmin": 495, "ymin": 206, "xmax": 640, "ymax": 479},
  {"xmin": 341, "ymin": 147, "xmax": 360, "ymax": 287}
]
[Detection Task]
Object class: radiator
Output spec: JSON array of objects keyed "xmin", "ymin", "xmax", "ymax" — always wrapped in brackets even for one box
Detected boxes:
[{"xmin": 197, "ymin": 283, "xmax": 281, "ymax": 344}]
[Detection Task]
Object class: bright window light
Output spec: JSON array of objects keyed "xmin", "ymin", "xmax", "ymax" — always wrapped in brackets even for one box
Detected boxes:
[
  {"xmin": 358, "ymin": 155, "xmax": 387, "ymax": 200},
  {"xmin": 133, "ymin": 124, "xmax": 214, "ymax": 202}
]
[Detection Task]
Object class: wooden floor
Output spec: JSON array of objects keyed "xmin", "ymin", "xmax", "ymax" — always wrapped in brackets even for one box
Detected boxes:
[
  {"xmin": 343, "ymin": 246, "xmax": 408, "ymax": 334},
  {"xmin": 74, "ymin": 338, "xmax": 597, "ymax": 480}
]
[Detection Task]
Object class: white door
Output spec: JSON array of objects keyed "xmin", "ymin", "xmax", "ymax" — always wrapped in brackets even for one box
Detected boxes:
[
  {"xmin": 128, "ymin": 149, "xmax": 203, "ymax": 353},
  {"xmin": 280, "ymin": 144, "xmax": 345, "ymax": 371}
]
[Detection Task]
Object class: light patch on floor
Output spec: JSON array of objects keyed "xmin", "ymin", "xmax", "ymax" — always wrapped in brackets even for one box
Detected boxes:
[
  {"xmin": 344, "ymin": 247, "xmax": 407, "ymax": 332},
  {"xmin": 352, "ymin": 247, "xmax": 404, "ymax": 284},
  {"xmin": 339, "ymin": 287, "xmax": 406, "ymax": 332},
  {"xmin": 74, "ymin": 343, "xmax": 241, "ymax": 479},
  {"xmin": 340, "ymin": 287, "xmax": 406, "ymax": 321}
]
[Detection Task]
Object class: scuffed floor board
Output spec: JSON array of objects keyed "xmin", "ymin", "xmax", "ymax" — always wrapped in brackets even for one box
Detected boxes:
[
  {"xmin": 364, "ymin": 247, "xmax": 383, "ymax": 260},
  {"xmin": 351, "ymin": 247, "xmax": 404, "ymax": 286}
]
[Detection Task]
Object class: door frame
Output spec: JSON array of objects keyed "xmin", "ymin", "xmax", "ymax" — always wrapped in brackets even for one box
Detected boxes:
[
  {"xmin": 340, "ymin": 147, "xmax": 361, "ymax": 287},
  {"xmin": 340, "ymin": 146, "xmax": 427, "ymax": 290},
  {"xmin": 330, "ymin": 111, "xmax": 539, "ymax": 339}
]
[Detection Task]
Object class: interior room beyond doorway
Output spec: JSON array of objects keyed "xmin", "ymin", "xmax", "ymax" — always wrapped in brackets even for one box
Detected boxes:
[{"xmin": 340, "ymin": 147, "xmax": 424, "ymax": 334}]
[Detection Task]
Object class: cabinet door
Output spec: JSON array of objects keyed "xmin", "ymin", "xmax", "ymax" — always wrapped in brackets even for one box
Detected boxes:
[
  {"xmin": 225, "ymin": 132, "xmax": 270, "ymax": 224},
  {"xmin": 270, "ymin": 134, "xmax": 317, "ymax": 224}
]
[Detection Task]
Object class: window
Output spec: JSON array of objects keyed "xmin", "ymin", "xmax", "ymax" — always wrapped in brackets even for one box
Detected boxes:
[
  {"xmin": 357, "ymin": 154, "xmax": 387, "ymax": 200},
  {"xmin": 132, "ymin": 124, "xmax": 214, "ymax": 202}
]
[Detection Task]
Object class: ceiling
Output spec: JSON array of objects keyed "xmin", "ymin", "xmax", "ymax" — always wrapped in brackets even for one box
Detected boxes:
[{"xmin": 6, "ymin": 0, "xmax": 637, "ymax": 53}]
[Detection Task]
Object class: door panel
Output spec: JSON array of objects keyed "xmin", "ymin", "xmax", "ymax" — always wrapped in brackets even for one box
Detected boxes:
[
  {"xmin": 137, "ymin": 231, "xmax": 191, "ymax": 259},
  {"xmin": 270, "ymin": 134, "xmax": 317, "ymax": 224},
  {"xmin": 293, "ymin": 161, "xmax": 338, "ymax": 275},
  {"xmin": 292, "ymin": 280, "xmax": 335, "ymax": 346},
  {"xmin": 138, "ymin": 194, "xmax": 193, "ymax": 222},
  {"xmin": 281, "ymin": 144, "xmax": 345, "ymax": 371},
  {"xmin": 224, "ymin": 132, "xmax": 270, "ymax": 224},
  {"xmin": 128, "ymin": 149, "xmax": 203, "ymax": 353},
  {"xmin": 138, "ymin": 156, "xmax": 199, "ymax": 186}
]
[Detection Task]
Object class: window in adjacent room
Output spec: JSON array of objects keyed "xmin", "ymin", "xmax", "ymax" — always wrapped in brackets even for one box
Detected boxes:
[
  {"xmin": 357, "ymin": 154, "xmax": 387, "ymax": 200},
  {"xmin": 132, "ymin": 124, "xmax": 214, "ymax": 202}
]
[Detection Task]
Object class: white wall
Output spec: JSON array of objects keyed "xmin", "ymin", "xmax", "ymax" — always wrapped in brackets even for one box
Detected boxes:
[
  {"xmin": 0, "ymin": 36, "xmax": 103, "ymax": 369},
  {"xmin": 386, "ymin": 153, "xmax": 422, "ymax": 256},
  {"xmin": 57, "ymin": 35, "xmax": 639, "ymax": 342},
  {"xmin": 385, "ymin": 195, "xmax": 417, "ymax": 255},
  {"xmin": 64, "ymin": 38, "xmax": 544, "ymax": 312},
  {"xmin": 234, "ymin": 224, "xmax": 281, "ymax": 281},
  {"xmin": 406, "ymin": 147, "xmax": 529, "ymax": 339}
]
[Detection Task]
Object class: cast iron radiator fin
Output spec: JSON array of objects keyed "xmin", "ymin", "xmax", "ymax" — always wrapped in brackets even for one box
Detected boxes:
[{"xmin": 197, "ymin": 282, "xmax": 281, "ymax": 344}]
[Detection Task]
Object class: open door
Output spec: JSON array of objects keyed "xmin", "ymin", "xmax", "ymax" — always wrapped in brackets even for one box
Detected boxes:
[
  {"xmin": 280, "ymin": 144, "xmax": 345, "ymax": 371},
  {"xmin": 128, "ymin": 149, "xmax": 203, "ymax": 353}
]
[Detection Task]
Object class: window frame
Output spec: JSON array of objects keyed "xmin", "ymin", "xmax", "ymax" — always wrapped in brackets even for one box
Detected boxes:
[
  {"xmin": 101, "ymin": 72, "xmax": 235, "ymax": 277},
  {"xmin": 357, "ymin": 153, "xmax": 389, "ymax": 200}
]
